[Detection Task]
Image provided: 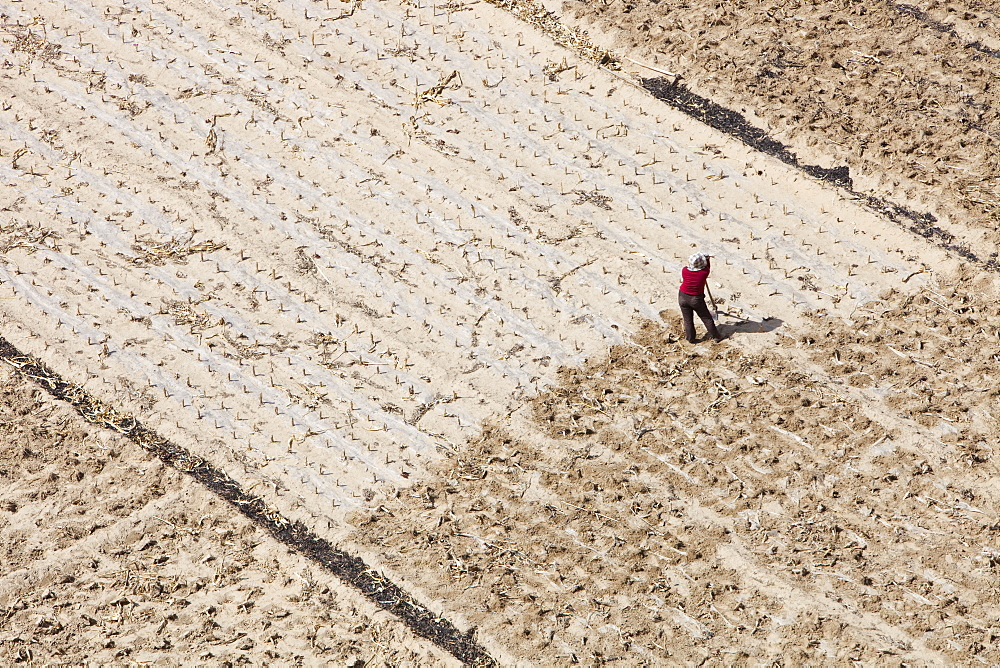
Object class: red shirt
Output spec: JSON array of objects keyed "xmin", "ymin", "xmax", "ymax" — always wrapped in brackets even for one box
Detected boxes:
[{"xmin": 679, "ymin": 258, "xmax": 710, "ymax": 296}]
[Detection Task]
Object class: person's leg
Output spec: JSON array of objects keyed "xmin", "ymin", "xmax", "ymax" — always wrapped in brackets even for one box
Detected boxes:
[
  {"xmin": 691, "ymin": 296, "xmax": 723, "ymax": 341},
  {"xmin": 678, "ymin": 291, "xmax": 697, "ymax": 343}
]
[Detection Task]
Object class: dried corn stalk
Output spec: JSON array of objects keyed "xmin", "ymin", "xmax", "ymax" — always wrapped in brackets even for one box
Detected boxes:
[
  {"xmin": 326, "ymin": 0, "xmax": 362, "ymax": 21},
  {"xmin": 130, "ymin": 235, "xmax": 225, "ymax": 266},
  {"xmin": 543, "ymin": 57, "xmax": 574, "ymax": 81},
  {"xmin": 960, "ymin": 180, "xmax": 1000, "ymax": 210},
  {"xmin": 417, "ymin": 70, "xmax": 461, "ymax": 106},
  {"xmin": 0, "ymin": 220, "xmax": 59, "ymax": 253},
  {"xmin": 4, "ymin": 26, "xmax": 62, "ymax": 63},
  {"xmin": 159, "ymin": 300, "xmax": 215, "ymax": 334}
]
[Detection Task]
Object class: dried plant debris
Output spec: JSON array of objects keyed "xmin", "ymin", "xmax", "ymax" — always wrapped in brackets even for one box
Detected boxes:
[
  {"xmin": 222, "ymin": 330, "xmax": 266, "ymax": 360},
  {"xmin": 306, "ymin": 332, "xmax": 340, "ymax": 349},
  {"xmin": 158, "ymin": 299, "xmax": 216, "ymax": 334},
  {"xmin": 542, "ymin": 57, "xmax": 575, "ymax": 81},
  {"xmin": 0, "ymin": 220, "xmax": 59, "ymax": 253},
  {"xmin": 570, "ymin": 188, "xmax": 613, "ymax": 210},
  {"xmin": 960, "ymin": 179, "xmax": 1000, "ymax": 212},
  {"xmin": 417, "ymin": 70, "xmax": 462, "ymax": 106},
  {"xmin": 3, "ymin": 25, "xmax": 62, "ymax": 63},
  {"xmin": 129, "ymin": 235, "xmax": 226, "ymax": 266}
]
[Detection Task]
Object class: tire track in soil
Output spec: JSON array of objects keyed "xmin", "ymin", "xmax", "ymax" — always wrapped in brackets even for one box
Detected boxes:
[{"xmin": 0, "ymin": 337, "xmax": 496, "ymax": 667}]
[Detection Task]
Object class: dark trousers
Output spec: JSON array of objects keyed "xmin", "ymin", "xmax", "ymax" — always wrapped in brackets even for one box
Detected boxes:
[{"xmin": 678, "ymin": 290, "xmax": 721, "ymax": 343}]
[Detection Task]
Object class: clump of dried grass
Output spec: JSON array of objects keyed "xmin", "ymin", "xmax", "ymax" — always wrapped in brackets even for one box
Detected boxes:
[
  {"xmin": 0, "ymin": 220, "xmax": 59, "ymax": 253},
  {"xmin": 130, "ymin": 235, "xmax": 225, "ymax": 266},
  {"xmin": 158, "ymin": 300, "xmax": 216, "ymax": 334},
  {"xmin": 4, "ymin": 25, "xmax": 62, "ymax": 63}
]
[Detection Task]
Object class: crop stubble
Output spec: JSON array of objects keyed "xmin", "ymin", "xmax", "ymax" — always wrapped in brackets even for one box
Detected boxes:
[
  {"xmin": 0, "ymin": 361, "xmax": 457, "ymax": 665},
  {"xmin": 2, "ymin": 0, "xmax": 999, "ymax": 663},
  {"xmin": 353, "ymin": 281, "xmax": 1000, "ymax": 663}
]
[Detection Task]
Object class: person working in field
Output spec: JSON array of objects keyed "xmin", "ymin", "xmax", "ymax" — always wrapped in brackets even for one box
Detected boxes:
[{"xmin": 678, "ymin": 251, "xmax": 723, "ymax": 343}]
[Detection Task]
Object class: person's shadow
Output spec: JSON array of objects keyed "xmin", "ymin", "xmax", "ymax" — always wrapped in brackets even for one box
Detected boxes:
[{"xmin": 717, "ymin": 314, "xmax": 784, "ymax": 338}]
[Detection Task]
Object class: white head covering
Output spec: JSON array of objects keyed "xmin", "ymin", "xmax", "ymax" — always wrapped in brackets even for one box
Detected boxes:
[{"xmin": 688, "ymin": 252, "xmax": 708, "ymax": 271}]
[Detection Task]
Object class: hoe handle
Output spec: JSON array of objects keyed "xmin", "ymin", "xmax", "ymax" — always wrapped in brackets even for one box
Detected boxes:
[{"xmin": 705, "ymin": 283, "xmax": 718, "ymax": 320}]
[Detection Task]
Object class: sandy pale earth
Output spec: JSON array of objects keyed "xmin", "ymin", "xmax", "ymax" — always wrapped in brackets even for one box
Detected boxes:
[
  {"xmin": 0, "ymin": 363, "xmax": 454, "ymax": 665},
  {"xmin": 1, "ymin": 0, "xmax": 999, "ymax": 664}
]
